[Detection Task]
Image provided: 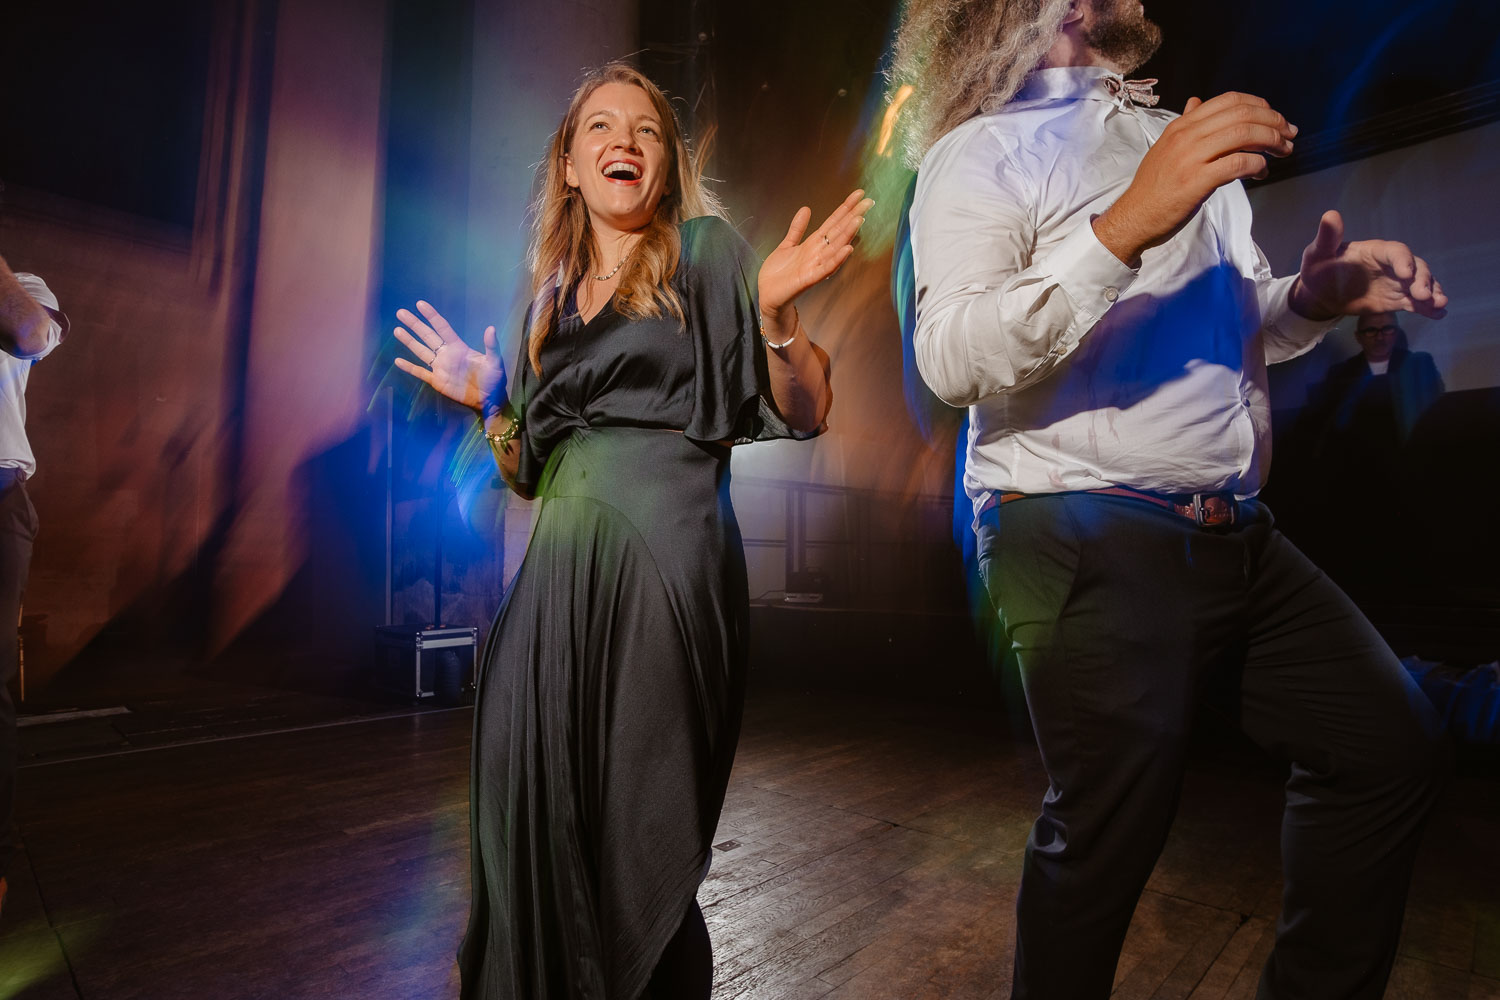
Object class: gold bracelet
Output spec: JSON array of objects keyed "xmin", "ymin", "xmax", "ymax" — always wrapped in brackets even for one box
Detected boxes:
[{"xmin": 483, "ymin": 415, "xmax": 522, "ymax": 451}]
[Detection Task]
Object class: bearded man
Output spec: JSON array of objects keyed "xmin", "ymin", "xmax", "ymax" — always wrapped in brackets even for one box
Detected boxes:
[{"xmin": 892, "ymin": 1, "xmax": 1451, "ymax": 997}]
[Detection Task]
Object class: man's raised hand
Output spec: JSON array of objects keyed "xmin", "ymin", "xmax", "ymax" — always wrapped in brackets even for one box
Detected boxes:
[{"xmin": 1093, "ymin": 92, "xmax": 1297, "ymax": 266}]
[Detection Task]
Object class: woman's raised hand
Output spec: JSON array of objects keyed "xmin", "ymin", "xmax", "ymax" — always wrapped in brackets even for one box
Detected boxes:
[
  {"xmin": 393, "ymin": 300, "xmax": 506, "ymax": 415},
  {"xmin": 757, "ymin": 189, "xmax": 873, "ymax": 321}
]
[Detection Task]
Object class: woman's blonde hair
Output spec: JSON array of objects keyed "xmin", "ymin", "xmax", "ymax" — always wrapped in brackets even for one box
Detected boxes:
[
  {"xmin": 526, "ymin": 63, "xmax": 723, "ymax": 375},
  {"xmin": 888, "ymin": 0, "xmax": 1075, "ymax": 169}
]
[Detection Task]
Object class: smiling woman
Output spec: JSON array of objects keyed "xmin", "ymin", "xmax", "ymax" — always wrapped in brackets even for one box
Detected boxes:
[
  {"xmin": 525, "ymin": 69, "xmax": 711, "ymax": 381},
  {"xmin": 565, "ymin": 84, "xmax": 670, "ymax": 242},
  {"xmin": 391, "ymin": 61, "xmax": 870, "ymax": 999}
]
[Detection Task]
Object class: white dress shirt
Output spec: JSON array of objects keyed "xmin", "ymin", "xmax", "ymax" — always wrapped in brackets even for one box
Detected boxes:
[
  {"xmin": 0, "ymin": 273, "xmax": 66, "ymax": 477},
  {"xmin": 910, "ymin": 66, "xmax": 1335, "ymax": 522}
]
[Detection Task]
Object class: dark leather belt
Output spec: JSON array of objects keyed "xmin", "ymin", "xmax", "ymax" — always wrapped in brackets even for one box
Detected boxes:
[{"xmin": 982, "ymin": 486, "xmax": 1239, "ymax": 528}]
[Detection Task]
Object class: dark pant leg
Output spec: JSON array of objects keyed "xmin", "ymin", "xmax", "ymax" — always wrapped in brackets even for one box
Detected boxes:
[
  {"xmin": 1233, "ymin": 518, "xmax": 1448, "ymax": 1000},
  {"xmin": 977, "ymin": 495, "xmax": 1250, "ymax": 1000},
  {"xmin": 0, "ymin": 480, "xmax": 37, "ymax": 881}
]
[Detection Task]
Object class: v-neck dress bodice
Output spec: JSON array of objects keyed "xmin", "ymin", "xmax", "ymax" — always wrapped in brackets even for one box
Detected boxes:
[{"xmin": 509, "ymin": 215, "xmax": 804, "ymax": 493}]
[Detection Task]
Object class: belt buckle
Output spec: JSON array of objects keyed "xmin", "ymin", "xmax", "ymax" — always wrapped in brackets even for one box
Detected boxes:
[{"xmin": 1190, "ymin": 492, "xmax": 1234, "ymax": 528}]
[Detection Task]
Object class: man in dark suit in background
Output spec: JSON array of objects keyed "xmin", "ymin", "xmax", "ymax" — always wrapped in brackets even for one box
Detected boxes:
[
  {"xmin": 1320, "ymin": 311, "xmax": 1445, "ymax": 444},
  {"xmin": 1298, "ymin": 311, "xmax": 1445, "ymax": 592}
]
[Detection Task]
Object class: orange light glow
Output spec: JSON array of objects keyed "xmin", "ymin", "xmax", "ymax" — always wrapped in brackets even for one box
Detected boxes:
[{"xmin": 876, "ymin": 84, "xmax": 915, "ymax": 158}]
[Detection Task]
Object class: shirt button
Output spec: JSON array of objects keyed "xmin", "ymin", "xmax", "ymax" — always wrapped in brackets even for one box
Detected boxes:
[{"xmin": 1103, "ymin": 287, "xmax": 1118, "ymax": 302}]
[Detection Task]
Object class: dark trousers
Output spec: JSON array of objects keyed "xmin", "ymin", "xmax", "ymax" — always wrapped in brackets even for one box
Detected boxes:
[
  {"xmin": 975, "ymin": 494, "xmax": 1448, "ymax": 1000},
  {"xmin": 0, "ymin": 476, "xmax": 37, "ymax": 881}
]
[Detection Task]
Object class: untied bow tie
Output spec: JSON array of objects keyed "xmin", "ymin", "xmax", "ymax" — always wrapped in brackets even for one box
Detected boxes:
[{"xmin": 1104, "ymin": 76, "xmax": 1160, "ymax": 108}]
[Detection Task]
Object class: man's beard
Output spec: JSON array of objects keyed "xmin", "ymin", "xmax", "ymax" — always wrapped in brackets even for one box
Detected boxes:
[{"xmin": 1083, "ymin": 0, "xmax": 1163, "ymax": 75}]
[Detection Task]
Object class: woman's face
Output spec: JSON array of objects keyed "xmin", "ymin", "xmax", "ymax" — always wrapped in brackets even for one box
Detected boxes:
[{"xmin": 564, "ymin": 82, "xmax": 671, "ymax": 240}]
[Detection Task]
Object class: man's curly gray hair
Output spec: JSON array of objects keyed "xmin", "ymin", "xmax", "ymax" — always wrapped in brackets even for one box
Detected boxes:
[{"xmin": 888, "ymin": 0, "xmax": 1076, "ymax": 169}]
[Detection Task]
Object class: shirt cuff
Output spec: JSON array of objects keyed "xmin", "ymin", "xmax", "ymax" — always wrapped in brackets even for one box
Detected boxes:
[
  {"xmin": 1050, "ymin": 217, "xmax": 1140, "ymax": 325},
  {"xmin": 1261, "ymin": 273, "xmax": 1339, "ymax": 343}
]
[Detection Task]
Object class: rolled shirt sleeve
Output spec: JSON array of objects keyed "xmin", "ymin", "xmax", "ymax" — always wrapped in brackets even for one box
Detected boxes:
[{"xmin": 13, "ymin": 273, "xmax": 67, "ymax": 362}]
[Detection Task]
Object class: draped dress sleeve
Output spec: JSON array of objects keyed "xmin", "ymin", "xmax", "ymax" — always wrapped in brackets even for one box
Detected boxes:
[{"xmin": 678, "ymin": 214, "xmax": 824, "ymax": 445}]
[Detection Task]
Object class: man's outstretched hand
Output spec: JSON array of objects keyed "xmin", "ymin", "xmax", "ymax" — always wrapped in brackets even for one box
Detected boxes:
[{"xmin": 1289, "ymin": 210, "xmax": 1448, "ymax": 321}]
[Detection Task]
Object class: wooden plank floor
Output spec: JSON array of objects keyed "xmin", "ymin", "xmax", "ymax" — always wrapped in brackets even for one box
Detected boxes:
[{"xmin": 2, "ymin": 690, "xmax": 1497, "ymax": 999}]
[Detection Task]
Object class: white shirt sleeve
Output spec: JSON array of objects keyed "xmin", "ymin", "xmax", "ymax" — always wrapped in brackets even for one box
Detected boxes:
[
  {"xmin": 910, "ymin": 126, "xmax": 1139, "ymax": 407},
  {"xmin": 1251, "ymin": 248, "xmax": 1337, "ymax": 365},
  {"xmin": 13, "ymin": 272, "xmax": 66, "ymax": 361}
]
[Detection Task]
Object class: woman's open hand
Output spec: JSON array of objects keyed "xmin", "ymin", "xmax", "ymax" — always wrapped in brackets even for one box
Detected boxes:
[
  {"xmin": 393, "ymin": 300, "xmax": 506, "ymax": 415},
  {"xmin": 757, "ymin": 189, "xmax": 873, "ymax": 325}
]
